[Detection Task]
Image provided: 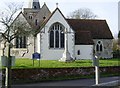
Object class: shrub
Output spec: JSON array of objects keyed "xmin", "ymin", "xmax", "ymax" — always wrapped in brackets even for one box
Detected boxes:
[{"xmin": 113, "ymin": 49, "xmax": 120, "ymax": 58}]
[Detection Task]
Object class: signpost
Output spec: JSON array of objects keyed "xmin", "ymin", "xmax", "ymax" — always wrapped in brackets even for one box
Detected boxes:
[
  {"xmin": 93, "ymin": 55, "xmax": 99, "ymax": 85},
  {"xmin": 0, "ymin": 55, "xmax": 15, "ymax": 88},
  {"xmin": 0, "ymin": 56, "xmax": 15, "ymax": 67},
  {"xmin": 32, "ymin": 52, "xmax": 41, "ymax": 66}
]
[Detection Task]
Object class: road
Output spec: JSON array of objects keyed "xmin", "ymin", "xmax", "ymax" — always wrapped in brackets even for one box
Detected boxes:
[{"xmin": 11, "ymin": 76, "xmax": 120, "ymax": 88}]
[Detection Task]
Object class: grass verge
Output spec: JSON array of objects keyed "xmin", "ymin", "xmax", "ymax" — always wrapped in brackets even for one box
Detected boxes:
[{"xmin": 11, "ymin": 58, "xmax": 120, "ymax": 69}]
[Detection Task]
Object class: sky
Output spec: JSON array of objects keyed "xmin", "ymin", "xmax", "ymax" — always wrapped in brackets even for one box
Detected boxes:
[{"xmin": 0, "ymin": 0, "xmax": 119, "ymax": 38}]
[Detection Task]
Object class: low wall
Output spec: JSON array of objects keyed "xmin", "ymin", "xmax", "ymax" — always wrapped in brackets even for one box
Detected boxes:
[{"xmin": 2, "ymin": 66, "xmax": 120, "ymax": 84}]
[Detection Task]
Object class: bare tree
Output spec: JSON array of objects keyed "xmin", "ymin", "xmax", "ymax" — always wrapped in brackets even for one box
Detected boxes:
[
  {"xmin": 0, "ymin": 2, "xmax": 32, "ymax": 88},
  {"xmin": 67, "ymin": 8, "xmax": 97, "ymax": 19}
]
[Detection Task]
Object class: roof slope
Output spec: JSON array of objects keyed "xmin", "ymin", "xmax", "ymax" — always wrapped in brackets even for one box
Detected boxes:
[
  {"xmin": 67, "ymin": 19, "xmax": 113, "ymax": 39},
  {"xmin": 40, "ymin": 8, "xmax": 66, "ymax": 30},
  {"xmin": 75, "ymin": 31, "xmax": 94, "ymax": 45}
]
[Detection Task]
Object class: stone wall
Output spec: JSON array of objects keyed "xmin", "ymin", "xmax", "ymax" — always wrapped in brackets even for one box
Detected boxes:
[{"xmin": 2, "ymin": 66, "xmax": 119, "ymax": 84}]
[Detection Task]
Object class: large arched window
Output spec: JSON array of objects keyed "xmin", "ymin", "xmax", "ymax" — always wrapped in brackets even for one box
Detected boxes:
[
  {"xmin": 96, "ymin": 41, "xmax": 103, "ymax": 52},
  {"xmin": 49, "ymin": 22, "xmax": 65, "ymax": 48}
]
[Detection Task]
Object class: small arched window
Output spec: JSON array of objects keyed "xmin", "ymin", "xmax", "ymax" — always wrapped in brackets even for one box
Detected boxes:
[
  {"xmin": 96, "ymin": 41, "xmax": 103, "ymax": 52},
  {"xmin": 77, "ymin": 50, "xmax": 80, "ymax": 55},
  {"xmin": 29, "ymin": 15, "xmax": 32, "ymax": 19}
]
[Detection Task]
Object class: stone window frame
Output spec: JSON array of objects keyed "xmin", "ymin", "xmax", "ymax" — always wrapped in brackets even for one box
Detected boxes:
[
  {"xmin": 48, "ymin": 22, "xmax": 65, "ymax": 49},
  {"xmin": 15, "ymin": 35, "xmax": 27, "ymax": 48},
  {"xmin": 96, "ymin": 40, "xmax": 104, "ymax": 52}
]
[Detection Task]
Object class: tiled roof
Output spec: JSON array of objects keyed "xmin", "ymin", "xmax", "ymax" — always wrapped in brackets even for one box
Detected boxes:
[
  {"xmin": 75, "ymin": 31, "xmax": 94, "ymax": 45},
  {"xmin": 67, "ymin": 19, "xmax": 114, "ymax": 39}
]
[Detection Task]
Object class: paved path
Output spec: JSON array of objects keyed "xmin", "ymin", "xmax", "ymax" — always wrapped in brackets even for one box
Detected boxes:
[{"xmin": 11, "ymin": 76, "xmax": 120, "ymax": 88}]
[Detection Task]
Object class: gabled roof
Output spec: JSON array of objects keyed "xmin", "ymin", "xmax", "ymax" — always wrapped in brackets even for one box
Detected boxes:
[
  {"xmin": 41, "ymin": 3, "xmax": 51, "ymax": 14},
  {"xmin": 75, "ymin": 31, "xmax": 94, "ymax": 45},
  {"xmin": 35, "ymin": 2, "xmax": 51, "ymax": 20},
  {"xmin": 40, "ymin": 7, "xmax": 68, "ymax": 31},
  {"xmin": 11, "ymin": 11, "xmax": 32, "ymax": 28},
  {"xmin": 67, "ymin": 19, "xmax": 113, "ymax": 39},
  {"xmin": 3, "ymin": 11, "xmax": 32, "ymax": 36}
]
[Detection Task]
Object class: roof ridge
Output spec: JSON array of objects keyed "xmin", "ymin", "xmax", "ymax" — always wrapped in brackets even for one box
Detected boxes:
[{"xmin": 66, "ymin": 19, "xmax": 106, "ymax": 21}]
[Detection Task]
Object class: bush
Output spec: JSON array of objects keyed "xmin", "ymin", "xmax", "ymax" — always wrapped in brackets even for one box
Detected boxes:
[{"xmin": 113, "ymin": 49, "xmax": 120, "ymax": 58}]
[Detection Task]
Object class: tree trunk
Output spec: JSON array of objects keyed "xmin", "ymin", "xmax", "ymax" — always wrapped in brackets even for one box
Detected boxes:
[
  {"xmin": 5, "ymin": 43, "xmax": 11, "ymax": 88},
  {"xmin": 34, "ymin": 36, "xmax": 37, "ymax": 53}
]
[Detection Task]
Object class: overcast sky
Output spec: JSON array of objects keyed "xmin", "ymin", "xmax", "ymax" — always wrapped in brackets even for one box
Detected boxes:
[{"xmin": 0, "ymin": 0, "xmax": 119, "ymax": 38}]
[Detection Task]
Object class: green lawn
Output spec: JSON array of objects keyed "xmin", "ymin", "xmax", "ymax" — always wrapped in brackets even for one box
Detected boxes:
[{"xmin": 12, "ymin": 58, "xmax": 119, "ymax": 69}]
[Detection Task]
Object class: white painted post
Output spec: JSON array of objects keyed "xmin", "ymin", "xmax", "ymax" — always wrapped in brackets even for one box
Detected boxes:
[
  {"xmin": 93, "ymin": 55, "xmax": 99, "ymax": 85},
  {"xmin": 95, "ymin": 65, "xmax": 99, "ymax": 85}
]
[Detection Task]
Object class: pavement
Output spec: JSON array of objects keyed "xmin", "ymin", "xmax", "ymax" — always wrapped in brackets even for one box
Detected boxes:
[{"xmin": 11, "ymin": 76, "xmax": 120, "ymax": 88}]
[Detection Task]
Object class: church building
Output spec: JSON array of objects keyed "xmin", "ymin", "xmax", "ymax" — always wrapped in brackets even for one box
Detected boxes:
[{"xmin": 0, "ymin": 0, "xmax": 113, "ymax": 61}]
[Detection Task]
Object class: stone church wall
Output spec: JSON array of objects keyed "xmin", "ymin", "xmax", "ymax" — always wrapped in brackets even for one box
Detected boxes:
[
  {"xmin": 40, "ymin": 30, "xmax": 74, "ymax": 60},
  {"xmin": 10, "ymin": 36, "xmax": 34, "ymax": 59},
  {"xmin": 93, "ymin": 39, "xmax": 113, "ymax": 58},
  {"xmin": 75, "ymin": 45, "xmax": 93, "ymax": 59},
  {"xmin": 39, "ymin": 9, "xmax": 75, "ymax": 60}
]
